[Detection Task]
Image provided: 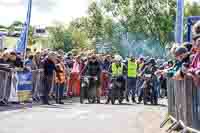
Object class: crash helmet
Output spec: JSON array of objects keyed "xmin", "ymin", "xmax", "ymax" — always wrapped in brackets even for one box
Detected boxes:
[
  {"xmin": 183, "ymin": 42, "xmax": 193, "ymax": 52},
  {"xmin": 114, "ymin": 55, "xmax": 122, "ymax": 62},
  {"xmin": 174, "ymin": 47, "xmax": 188, "ymax": 57},
  {"xmin": 148, "ymin": 58, "xmax": 156, "ymax": 66}
]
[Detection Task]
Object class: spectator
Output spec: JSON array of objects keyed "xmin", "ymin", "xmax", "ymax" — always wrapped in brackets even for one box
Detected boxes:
[
  {"xmin": 68, "ymin": 55, "xmax": 82, "ymax": 96},
  {"xmin": 25, "ymin": 55, "xmax": 37, "ymax": 70},
  {"xmin": 42, "ymin": 54, "xmax": 56, "ymax": 105},
  {"xmin": 7, "ymin": 51, "xmax": 23, "ymax": 68},
  {"xmin": 55, "ymin": 57, "xmax": 66, "ymax": 104}
]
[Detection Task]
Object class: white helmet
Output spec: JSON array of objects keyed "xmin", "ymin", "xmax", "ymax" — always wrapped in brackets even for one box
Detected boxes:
[{"xmin": 114, "ymin": 55, "xmax": 122, "ymax": 61}]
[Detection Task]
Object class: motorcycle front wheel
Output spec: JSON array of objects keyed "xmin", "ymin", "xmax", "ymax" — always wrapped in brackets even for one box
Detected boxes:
[{"xmin": 111, "ymin": 97, "xmax": 115, "ymax": 105}]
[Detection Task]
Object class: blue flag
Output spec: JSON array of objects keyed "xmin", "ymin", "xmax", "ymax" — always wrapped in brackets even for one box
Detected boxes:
[
  {"xmin": 16, "ymin": 0, "xmax": 32, "ymax": 53},
  {"xmin": 175, "ymin": 0, "xmax": 184, "ymax": 44}
]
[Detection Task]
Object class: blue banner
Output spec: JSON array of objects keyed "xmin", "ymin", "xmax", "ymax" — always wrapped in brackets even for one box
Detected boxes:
[
  {"xmin": 175, "ymin": 0, "xmax": 184, "ymax": 44},
  {"xmin": 16, "ymin": 0, "xmax": 32, "ymax": 54},
  {"xmin": 16, "ymin": 71, "xmax": 33, "ymax": 102}
]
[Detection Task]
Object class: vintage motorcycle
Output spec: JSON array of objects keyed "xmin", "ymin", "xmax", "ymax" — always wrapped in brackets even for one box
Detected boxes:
[
  {"xmin": 107, "ymin": 76, "xmax": 125, "ymax": 105},
  {"xmin": 141, "ymin": 73, "xmax": 155, "ymax": 105},
  {"xmin": 80, "ymin": 76, "xmax": 98, "ymax": 104}
]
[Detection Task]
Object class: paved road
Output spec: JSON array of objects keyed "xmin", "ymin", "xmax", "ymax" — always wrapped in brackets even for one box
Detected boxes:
[{"xmin": 0, "ymin": 99, "xmax": 167, "ymax": 133}]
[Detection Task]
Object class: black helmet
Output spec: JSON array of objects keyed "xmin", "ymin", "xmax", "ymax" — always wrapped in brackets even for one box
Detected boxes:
[
  {"xmin": 174, "ymin": 47, "xmax": 188, "ymax": 57},
  {"xmin": 168, "ymin": 60, "xmax": 173, "ymax": 65},
  {"xmin": 148, "ymin": 58, "xmax": 156, "ymax": 65},
  {"xmin": 183, "ymin": 42, "xmax": 193, "ymax": 52}
]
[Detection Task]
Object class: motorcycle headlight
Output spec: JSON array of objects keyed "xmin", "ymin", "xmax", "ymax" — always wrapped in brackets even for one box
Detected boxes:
[{"xmin": 81, "ymin": 83, "xmax": 85, "ymax": 87}]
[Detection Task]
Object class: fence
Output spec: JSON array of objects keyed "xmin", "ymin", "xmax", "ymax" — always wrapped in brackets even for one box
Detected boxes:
[
  {"xmin": 0, "ymin": 68, "xmax": 46, "ymax": 103},
  {"xmin": 0, "ymin": 69, "xmax": 12, "ymax": 104},
  {"xmin": 167, "ymin": 76, "xmax": 200, "ymax": 130}
]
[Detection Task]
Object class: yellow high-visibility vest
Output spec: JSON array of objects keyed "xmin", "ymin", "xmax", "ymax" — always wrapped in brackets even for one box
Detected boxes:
[
  {"xmin": 112, "ymin": 63, "xmax": 123, "ymax": 76},
  {"xmin": 128, "ymin": 60, "xmax": 137, "ymax": 77}
]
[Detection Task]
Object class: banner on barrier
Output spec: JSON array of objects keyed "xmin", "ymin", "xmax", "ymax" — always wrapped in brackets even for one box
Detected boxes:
[{"xmin": 16, "ymin": 71, "xmax": 33, "ymax": 102}]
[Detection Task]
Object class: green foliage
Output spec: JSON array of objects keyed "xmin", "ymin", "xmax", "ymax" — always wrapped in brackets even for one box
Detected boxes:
[
  {"xmin": 0, "ymin": 25, "xmax": 7, "ymax": 29},
  {"xmin": 87, "ymin": 1, "xmax": 104, "ymax": 42},
  {"xmin": 185, "ymin": 2, "xmax": 200, "ymax": 17},
  {"xmin": 7, "ymin": 20, "xmax": 23, "ymax": 34},
  {"xmin": 100, "ymin": 0, "xmax": 176, "ymax": 46},
  {"xmin": 48, "ymin": 24, "xmax": 73, "ymax": 52}
]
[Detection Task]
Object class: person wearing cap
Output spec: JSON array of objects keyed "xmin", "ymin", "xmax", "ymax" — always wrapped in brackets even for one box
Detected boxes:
[
  {"xmin": 81, "ymin": 54, "xmax": 102, "ymax": 103},
  {"xmin": 126, "ymin": 56, "xmax": 138, "ymax": 103}
]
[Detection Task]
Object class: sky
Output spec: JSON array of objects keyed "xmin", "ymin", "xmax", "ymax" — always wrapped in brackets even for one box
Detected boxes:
[
  {"xmin": 0, "ymin": 0, "xmax": 90, "ymax": 26},
  {"xmin": 0, "ymin": 0, "xmax": 199, "ymax": 26}
]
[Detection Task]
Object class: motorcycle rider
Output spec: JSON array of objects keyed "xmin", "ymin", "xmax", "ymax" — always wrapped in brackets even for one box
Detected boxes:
[
  {"xmin": 105, "ymin": 55, "xmax": 127, "ymax": 104},
  {"xmin": 126, "ymin": 56, "xmax": 138, "ymax": 103},
  {"xmin": 138, "ymin": 58, "xmax": 158, "ymax": 105},
  {"xmin": 81, "ymin": 54, "xmax": 102, "ymax": 103}
]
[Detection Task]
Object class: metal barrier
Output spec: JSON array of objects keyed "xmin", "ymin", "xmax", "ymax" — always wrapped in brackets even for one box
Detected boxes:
[
  {"xmin": 0, "ymin": 68, "xmax": 47, "ymax": 103},
  {"xmin": 0, "ymin": 70, "xmax": 11, "ymax": 104},
  {"xmin": 166, "ymin": 76, "xmax": 200, "ymax": 131},
  {"xmin": 167, "ymin": 78, "xmax": 176, "ymax": 118},
  {"xmin": 32, "ymin": 69, "xmax": 45, "ymax": 102}
]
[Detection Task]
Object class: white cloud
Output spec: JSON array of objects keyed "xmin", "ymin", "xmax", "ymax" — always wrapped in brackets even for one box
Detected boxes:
[{"xmin": 0, "ymin": 0, "xmax": 89, "ymax": 26}]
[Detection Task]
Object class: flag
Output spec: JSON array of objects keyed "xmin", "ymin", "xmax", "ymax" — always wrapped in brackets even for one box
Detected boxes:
[
  {"xmin": 175, "ymin": 0, "xmax": 184, "ymax": 44},
  {"xmin": 16, "ymin": 0, "xmax": 32, "ymax": 53}
]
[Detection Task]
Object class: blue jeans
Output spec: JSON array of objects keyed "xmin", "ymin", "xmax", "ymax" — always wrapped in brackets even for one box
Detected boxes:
[
  {"xmin": 126, "ymin": 77, "xmax": 137, "ymax": 98},
  {"xmin": 154, "ymin": 78, "xmax": 160, "ymax": 98},
  {"xmin": 56, "ymin": 83, "xmax": 64, "ymax": 102},
  {"xmin": 136, "ymin": 78, "xmax": 144, "ymax": 96}
]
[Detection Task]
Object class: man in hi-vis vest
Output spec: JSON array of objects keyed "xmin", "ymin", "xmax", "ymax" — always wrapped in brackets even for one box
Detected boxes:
[
  {"xmin": 110, "ymin": 55, "xmax": 127, "ymax": 77},
  {"xmin": 126, "ymin": 56, "xmax": 138, "ymax": 103},
  {"xmin": 105, "ymin": 55, "xmax": 127, "ymax": 104}
]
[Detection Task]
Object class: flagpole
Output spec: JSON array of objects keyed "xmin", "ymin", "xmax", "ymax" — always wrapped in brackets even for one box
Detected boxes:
[
  {"xmin": 175, "ymin": 0, "xmax": 184, "ymax": 45},
  {"xmin": 23, "ymin": 0, "xmax": 32, "ymax": 67}
]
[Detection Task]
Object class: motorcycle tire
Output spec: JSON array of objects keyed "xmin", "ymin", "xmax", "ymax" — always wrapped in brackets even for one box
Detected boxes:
[
  {"xmin": 143, "ymin": 98, "xmax": 147, "ymax": 105},
  {"xmin": 150, "ymin": 99, "xmax": 154, "ymax": 105},
  {"xmin": 111, "ymin": 97, "xmax": 115, "ymax": 105},
  {"xmin": 92, "ymin": 97, "xmax": 96, "ymax": 104},
  {"xmin": 80, "ymin": 87, "xmax": 85, "ymax": 104},
  {"xmin": 80, "ymin": 98, "xmax": 84, "ymax": 104},
  {"xmin": 88, "ymin": 97, "xmax": 93, "ymax": 103},
  {"xmin": 119, "ymin": 98, "xmax": 123, "ymax": 104}
]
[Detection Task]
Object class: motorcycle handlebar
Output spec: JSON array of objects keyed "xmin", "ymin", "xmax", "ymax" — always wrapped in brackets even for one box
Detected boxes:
[{"xmin": 81, "ymin": 76, "xmax": 98, "ymax": 80}]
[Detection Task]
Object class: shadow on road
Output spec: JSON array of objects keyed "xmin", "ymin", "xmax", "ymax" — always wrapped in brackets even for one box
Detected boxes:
[{"xmin": 0, "ymin": 100, "xmax": 75, "ymax": 112}]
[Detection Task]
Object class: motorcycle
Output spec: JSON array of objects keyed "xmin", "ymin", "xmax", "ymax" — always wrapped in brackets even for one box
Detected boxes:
[
  {"xmin": 141, "ymin": 74, "xmax": 155, "ymax": 105},
  {"xmin": 108, "ymin": 76, "xmax": 125, "ymax": 105},
  {"xmin": 80, "ymin": 76, "xmax": 98, "ymax": 104}
]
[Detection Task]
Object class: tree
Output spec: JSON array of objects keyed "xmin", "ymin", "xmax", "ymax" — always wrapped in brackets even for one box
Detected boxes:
[
  {"xmin": 185, "ymin": 2, "xmax": 200, "ymax": 17},
  {"xmin": 100, "ymin": 0, "xmax": 176, "ymax": 46},
  {"xmin": 48, "ymin": 24, "xmax": 73, "ymax": 52},
  {"xmin": 0, "ymin": 25, "xmax": 7, "ymax": 29},
  {"xmin": 87, "ymin": 1, "xmax": 104, "ymax": 45},
  {"xmin": 8, "ymin": 20, "xmax": 23, "ymax": 34}
]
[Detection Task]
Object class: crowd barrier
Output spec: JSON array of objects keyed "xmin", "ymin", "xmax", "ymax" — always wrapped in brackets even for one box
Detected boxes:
[
  {"xmin": 0, "ymin": 68, "xmax": 12, "ymax": 104},
  {"xmin": 166, "ymin": 76, "xmax": 200, "ymax": 130},
  {"xmin": 0, "ymin": 68, "xmax": 47, "ymax": 103}
]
